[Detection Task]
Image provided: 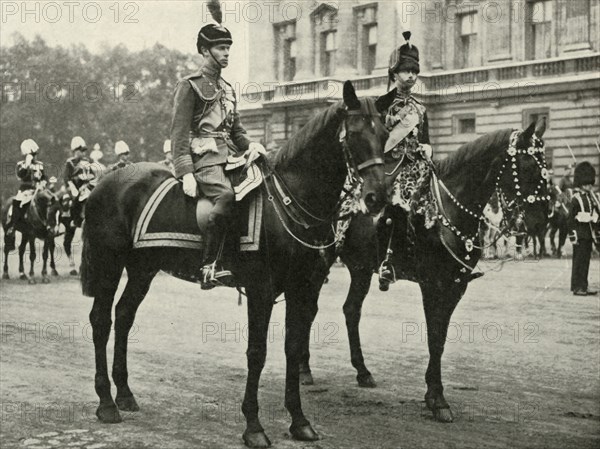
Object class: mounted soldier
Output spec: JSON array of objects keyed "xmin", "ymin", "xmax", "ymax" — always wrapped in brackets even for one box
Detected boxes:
[
  {"xmin": 65, "ymin": 136, "xmax": 95, "ymax": 226},
  {"xmin": 158, "ymin": 139, "xmax": 174, "ymax": 172},
  {"xmin": 376, "ymin": 31, "xmax": 435, "ymax": 287},
  {"xmin": 568, "ymin": 161, "xmax": 599, "ymax": 296},
  {"xmin": 5, "ymin": 139, "xmax": 47, "ymax": 240},
  {"xmin": 170, "ymin": 3, "xmax": 266, "ymax": 289},
  {"xmin": 108, "ymin": 140, "xmax": 133, "ymax": 171}
]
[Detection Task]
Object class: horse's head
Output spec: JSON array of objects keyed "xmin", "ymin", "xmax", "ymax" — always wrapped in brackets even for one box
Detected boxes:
[
  {"xmin": 340, "ymin": 81, "xmax": 387, "ymax": 214},
  {"xmin": 497, "ymin": 118, "xmax": 551, "ymax": 233},
  {"xmin": 33, "ymin": 188, "xmax": 59, "ymax": 235}
]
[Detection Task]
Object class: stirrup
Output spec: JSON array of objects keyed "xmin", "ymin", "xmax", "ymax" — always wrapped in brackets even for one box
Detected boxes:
[{"xmin": 201, "ymin": 262, "xmax": 235, "ymax": 290}]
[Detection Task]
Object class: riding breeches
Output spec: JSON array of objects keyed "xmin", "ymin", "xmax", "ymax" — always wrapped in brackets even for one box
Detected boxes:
[{"xmin": 193, "ymin": 165, "xmax": 234, "ymax": 227}]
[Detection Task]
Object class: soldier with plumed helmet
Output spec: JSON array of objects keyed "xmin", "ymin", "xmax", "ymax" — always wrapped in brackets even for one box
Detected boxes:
[
  {"xmin": 170, "ymin": 0, "xmax": 266, "ymax": 289},
  {"xmin": 568, "ymin": 161, "xmax": 599, "ymax": 296},
  {"xmin": 109, "ymin": 140, "xmax": 133, "ymax": 171},
  {"xmin": 5, "ymin": 138, "xmax": 47, "ymax": 238},
  {"xmin": 377, "ymin": 31, "xmax": 435, "ymax": 290},
  {"xmin": 64, "ymin": 136, "xmax": 92, "ymax": 197}
]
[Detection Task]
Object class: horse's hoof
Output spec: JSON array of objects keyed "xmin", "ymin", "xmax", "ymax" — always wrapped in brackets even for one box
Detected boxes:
[
  {"xmin": 2, "ymin": 273, "xmax": 9, "ymax": 280},
  {"xmin": 51, "ymin": 269, "xmax": 59, "ymax": 276},
  {"xmin": 96, "ymin": 404, "xmax": 122, "ymax": 423},
  {"xmin": 28, "ymin": 278, "xmax": 36, "ymax": 285},
  {"xmin": 70, "ymin": 269, "xmax": 78, "ymax": 276},
  {"xmin": 433, "ymin": 407, "xmax": 454, "ymax": 423},
  {"xmin": 357, "ymin": 373, "xmax": 377, "ymax": 388},
  {"xmin": 289, "ymin": 423, "xmax": 319, "ymax": 441},
  {"xmin": 300, "ymin": 371, "xmax": 314, "ymax": 385},
  {"xmin": 42, "ymin": 277, "xmax": 50, "ymax": 284},
  {"xmin": 115, "ymin": 395, "xmax": 139, "ymax": 412},
  {"xmin": 242, "ymin": 430, "xmax": 271, "ymax": 448},
  {"xmin": 19, "ymin": 273, "xmax": 28, "ymax": 281}
]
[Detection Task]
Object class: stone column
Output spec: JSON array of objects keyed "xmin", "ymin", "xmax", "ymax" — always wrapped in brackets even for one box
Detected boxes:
[
  {"xmin": 334, "ymin": 1, "xmax": 358, "ymax": 78},
  {"xmin": 293, "ymin": 7, "xmax": 314, "ymax": 80}
]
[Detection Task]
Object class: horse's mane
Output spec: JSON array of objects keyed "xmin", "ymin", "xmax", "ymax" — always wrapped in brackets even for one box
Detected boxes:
[
  {"xmin": 270, "ymin": 97, "xmax": 383, "ymax": 169},
  {"xmin": 436, "ymin": 128, "xmax": 513, "ymax": 178}
]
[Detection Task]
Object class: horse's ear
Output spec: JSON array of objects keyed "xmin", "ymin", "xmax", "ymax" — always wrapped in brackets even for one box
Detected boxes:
[
  {"xmin": 534, "ymin": 116, "xmax": 546, "ymax": 138},
  {"xmin": 343, "ymin": 81, "xmax": 361, "ymax": 110},
  {"xmin": 521, "ymin": 120, "xmax": 536, "ymax": 143}
]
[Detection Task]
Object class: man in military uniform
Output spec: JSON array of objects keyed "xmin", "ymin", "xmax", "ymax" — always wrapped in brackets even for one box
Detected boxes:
[
  {"xmin": 159, "ymin": 139, "xmax": 175, "ymax": 172},
  {"xmin": 568, "ymin": 161, "xmax": 599, "ymax": 296},
  {"xmin": 170, "ymin": 18, "xmax": 266, "ymax": 289},
  {"xmin": 6, "ymin": 139, "xmax": 47, "ymax": 241},
  {"xmin": 108, "ymin": 140, "xmax": 133, "ymax": 171},
  {"xmin": 377, "ymin": 31, "xmax": 433, "ymax": 290},
  {"xmin": 64, "ymin": 136, "xmax": 94, "ymax": 226}
]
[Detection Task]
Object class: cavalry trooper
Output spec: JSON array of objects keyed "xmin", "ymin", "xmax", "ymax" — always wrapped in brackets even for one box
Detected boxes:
[
  {"xmin": 108, "ymin": 140, "xmax": 133, "ymax": 171},
  {"xmin": 6, "ymin": 139, "xmax": 47, "ymax": 241},
  {"xmin": 568, "ymin": 161, "xmax": 599, "ymax": 296},
  {"xmin": 376, "ymin": 31, "xmax": 434, "ymax": 290},
  {"xmin": 64, "ymin": 136, "xmax": 92, "ymax": 198},
  {"xmin": 159, "ymin": 139, "xmax": 175, "ymax": 172},
  {"xmin": 170, "ymin": 14, "xmax": 266, "ymax": 289},
  {"xmin": 89, "ymin": 144, "xmax": 106, "ymax": 187}
]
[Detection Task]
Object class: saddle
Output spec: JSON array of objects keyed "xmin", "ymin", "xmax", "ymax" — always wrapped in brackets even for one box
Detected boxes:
[{"xmin": 133, "ymin": 160, "xmax": 263, "ymax": 251}]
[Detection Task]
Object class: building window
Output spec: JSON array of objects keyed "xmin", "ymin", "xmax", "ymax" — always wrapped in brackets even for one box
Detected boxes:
[
  {"xmin": 528, "ymin": 0, "xmax": 552, "ymax": 59},
  {"xmin": 458, "ymin": 12, "xmax": 478, "ymax": 68},
  {"xmin": 322, "ymin": 31, "xmax": 337, "ymax": 77},
  {"xmin": 363, "ymin": 25, "xmax": 377, "ymax": 74},
  {"xmin": 454, "ymin": 114, "xmax": 476, "ymax": 135},
  {"xmin": 522, "ymin": 108, "xmax": 550, "ymax": 130},
  {"xmin": 274, "ymin": 21, "xmax": 296, "ymax": 81},
  {"xmin": 565, "ymin": 0, "xmax": 589, "ymax": 45}
]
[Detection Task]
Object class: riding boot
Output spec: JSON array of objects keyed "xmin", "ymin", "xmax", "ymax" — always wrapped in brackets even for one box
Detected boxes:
[
  {"xmin": 200, "ymin": 225, "xmax": 235, "ymax": 290},
  {"xmin": 377, "ymin": 213, "xmax": 396, "ymax": 291}
]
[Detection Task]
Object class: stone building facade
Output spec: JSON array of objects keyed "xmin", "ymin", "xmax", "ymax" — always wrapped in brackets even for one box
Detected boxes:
[{"xmin": 238, "ymin": 0, "xmax": 600, "ymax": 181}]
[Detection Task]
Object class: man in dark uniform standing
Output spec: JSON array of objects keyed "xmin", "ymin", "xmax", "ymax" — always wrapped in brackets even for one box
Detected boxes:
[
  {"xmin": 568, "ymin": 161, "xmax": 599, "ymax": 296},
  {"xmin": 170, "ymin": 14, "xmax": 266, "ymax": 288}
]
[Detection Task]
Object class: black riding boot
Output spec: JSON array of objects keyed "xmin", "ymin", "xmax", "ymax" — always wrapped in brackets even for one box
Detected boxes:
[
  {"xmin": 200, "ymin": 225, "xmax": 235, "ymax": 290},
  {"xmin": 377, "ymin": 212, "xmax": 396, "ymax": 291}
]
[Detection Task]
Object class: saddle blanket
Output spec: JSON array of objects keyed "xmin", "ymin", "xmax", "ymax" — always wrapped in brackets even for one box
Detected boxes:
[{"xmin": 132, "ymin": 177, "xmax": 263, "ymax": 251}]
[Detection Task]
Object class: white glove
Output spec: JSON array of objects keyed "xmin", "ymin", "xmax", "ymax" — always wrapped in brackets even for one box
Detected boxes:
[
  {"xmin": 25, "ymin": 154, "xmax": 33, "ymax": 166},
  {"xmin": 182, "ymin": 173, "xmax": 197, "ymax": 198},
  {"xmin": 68, "ymin": 181, "xmax": 79, "ymax": 197},
  {"xmin": 419, "ymin": 144, "xmax": 433, "ymax": 160},
  {"xmin": 244, "ymin": 142, "xmax": 267, "ymax": 169}
]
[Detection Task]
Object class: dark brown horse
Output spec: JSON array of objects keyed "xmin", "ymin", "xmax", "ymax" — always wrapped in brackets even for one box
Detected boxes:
[
  {"xmin": 80, "ymin": 82, "xmax": 388, "ymax": 448},
  {"xmin": 299, "ymin": 120, "xmax": 549, "ymax": 422},
  {"xmin": 2, "ymin": 188, "xmax": 60, "ymax": 283}
]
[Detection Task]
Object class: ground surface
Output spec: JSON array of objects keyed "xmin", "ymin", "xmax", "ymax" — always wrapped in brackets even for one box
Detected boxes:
[{"xmin": 1, "ymin": 235, "xmax": 599, "ymax": 449}]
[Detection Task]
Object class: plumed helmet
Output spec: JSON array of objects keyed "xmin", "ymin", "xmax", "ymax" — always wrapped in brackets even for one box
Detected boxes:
[
  {"xmin": 49, "ymin": 176, "xmax": 58, "ymax": 183},
  {"xmin": 21, "ymin": 139, "xmax": 39, "ymax": 155},
  {"xmin": 389, "ymin": 31, "xmax": 420, "ymax": 78},
  {"xmin": 573, "ymin": 161, "xmax": 596, "ymax": 187},
  {"xmin": 90, "ymin": 149, "xmax": 103, "ymax": 162},
  {"xmin": 196, "ymin": 0, "xmax": 232, "ymax": 52},
  {"xmin": 70, "ymin": 136, "xmax": 87, "ymax": 151},
  {"xmin": 114, "ymin": 140, "xmax": 130, "ymax": 155},
  {"xmin": 163, "ymin": 139, "xmax": 172, "ymax": 153}
]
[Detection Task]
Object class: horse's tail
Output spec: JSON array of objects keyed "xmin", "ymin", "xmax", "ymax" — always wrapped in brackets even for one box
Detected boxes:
[{"xmin": 80, "ymin": 220, "xmax": 95, "ymax": 297}]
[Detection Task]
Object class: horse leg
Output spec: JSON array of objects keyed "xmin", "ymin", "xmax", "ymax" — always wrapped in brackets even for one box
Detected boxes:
[
  {"xmin": 298, "ymin": 254, "xmax": 334, "ymax": 386},
  {"xmin": 18, "ymin": 236, "xmax": 28, "ymax": 281},
  {"xmin": 50, "ymin": 238, "xmax": 58, "ymax": 276},
  {"xmin": 420, "ymin": 281, "xmax": 462, "ymax": 423},
  {"xmin": 64, "ymin": 225, "xmax": 77, "ymax": 275},
  {"xmin": 344, "ymin": 267, "xmax": 376, "ymax": 387},
  {"xmin": 41, "ymin": 239, "xmax": 50, "ymax": 283},
  {"xmin": 557, "ymin": 224, "xmax": 567, "ymax": 259},
  {"xmin": 28, "ymin": 237, "xmax": 36, "ymax": 282},
  {"xmin": 91, "ymin": 257, "xmax": 125, "ymax": 424},
  {"xmin": 284, "ymin": 281, "xmax": 319, "ymax": 442},
  {"xmin": 241, "ymin": 285, "xmax": 275, "ymax": 448},
  {"xmin": 3, "ymin": 241, "xmax": 9, "ymax": 279},
  {"xmin": 549, "ymin": 226, "xmax": 557, "ymax": 255}
]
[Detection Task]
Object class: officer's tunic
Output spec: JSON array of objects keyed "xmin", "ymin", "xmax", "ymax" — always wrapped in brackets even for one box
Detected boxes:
[
  {"xmin": 568, "ymin": 188, "xmax": 600, "ymax": 292},
  {"xmin": 170, "ymin": 64, "xmax": 250, "ymax": 224},
  {"xmin": 16, "ymin": 158, "xmax": 46, "ymax": 192}
]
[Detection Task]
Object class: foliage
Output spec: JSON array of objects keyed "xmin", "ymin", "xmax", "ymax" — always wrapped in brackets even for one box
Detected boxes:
[{"xmin": 1, "ymin": 33, "xmax": 199, "ymax": 198}]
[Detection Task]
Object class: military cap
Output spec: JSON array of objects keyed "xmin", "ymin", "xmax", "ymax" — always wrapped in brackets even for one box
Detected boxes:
[
  {"xmin": 574, "ymin": 161, "xmax": 596, "ymax": 187},
  {"xmin": 389, "ymin": 31, "xmax": 420, "ymax": 77}
]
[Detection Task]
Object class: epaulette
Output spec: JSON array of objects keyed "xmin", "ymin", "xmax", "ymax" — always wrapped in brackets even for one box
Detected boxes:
[{"xmin": 184, "ymin": 73, "xmax": 221, "ymax": 101}]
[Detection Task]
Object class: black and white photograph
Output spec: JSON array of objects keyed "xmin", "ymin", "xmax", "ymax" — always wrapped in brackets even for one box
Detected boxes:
[{"xmin": 1, "ymin": 0, "xmax": 599, "ymax": 448}]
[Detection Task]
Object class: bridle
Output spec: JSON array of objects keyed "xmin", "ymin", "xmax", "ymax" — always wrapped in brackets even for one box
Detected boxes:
[
  {"xmin": 264, "ymin": 108, "xmax": 384, "ymax": 250},
  {"xmin": 434, "ymin": 129, "xmax": 551, "ymax": 276}
]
